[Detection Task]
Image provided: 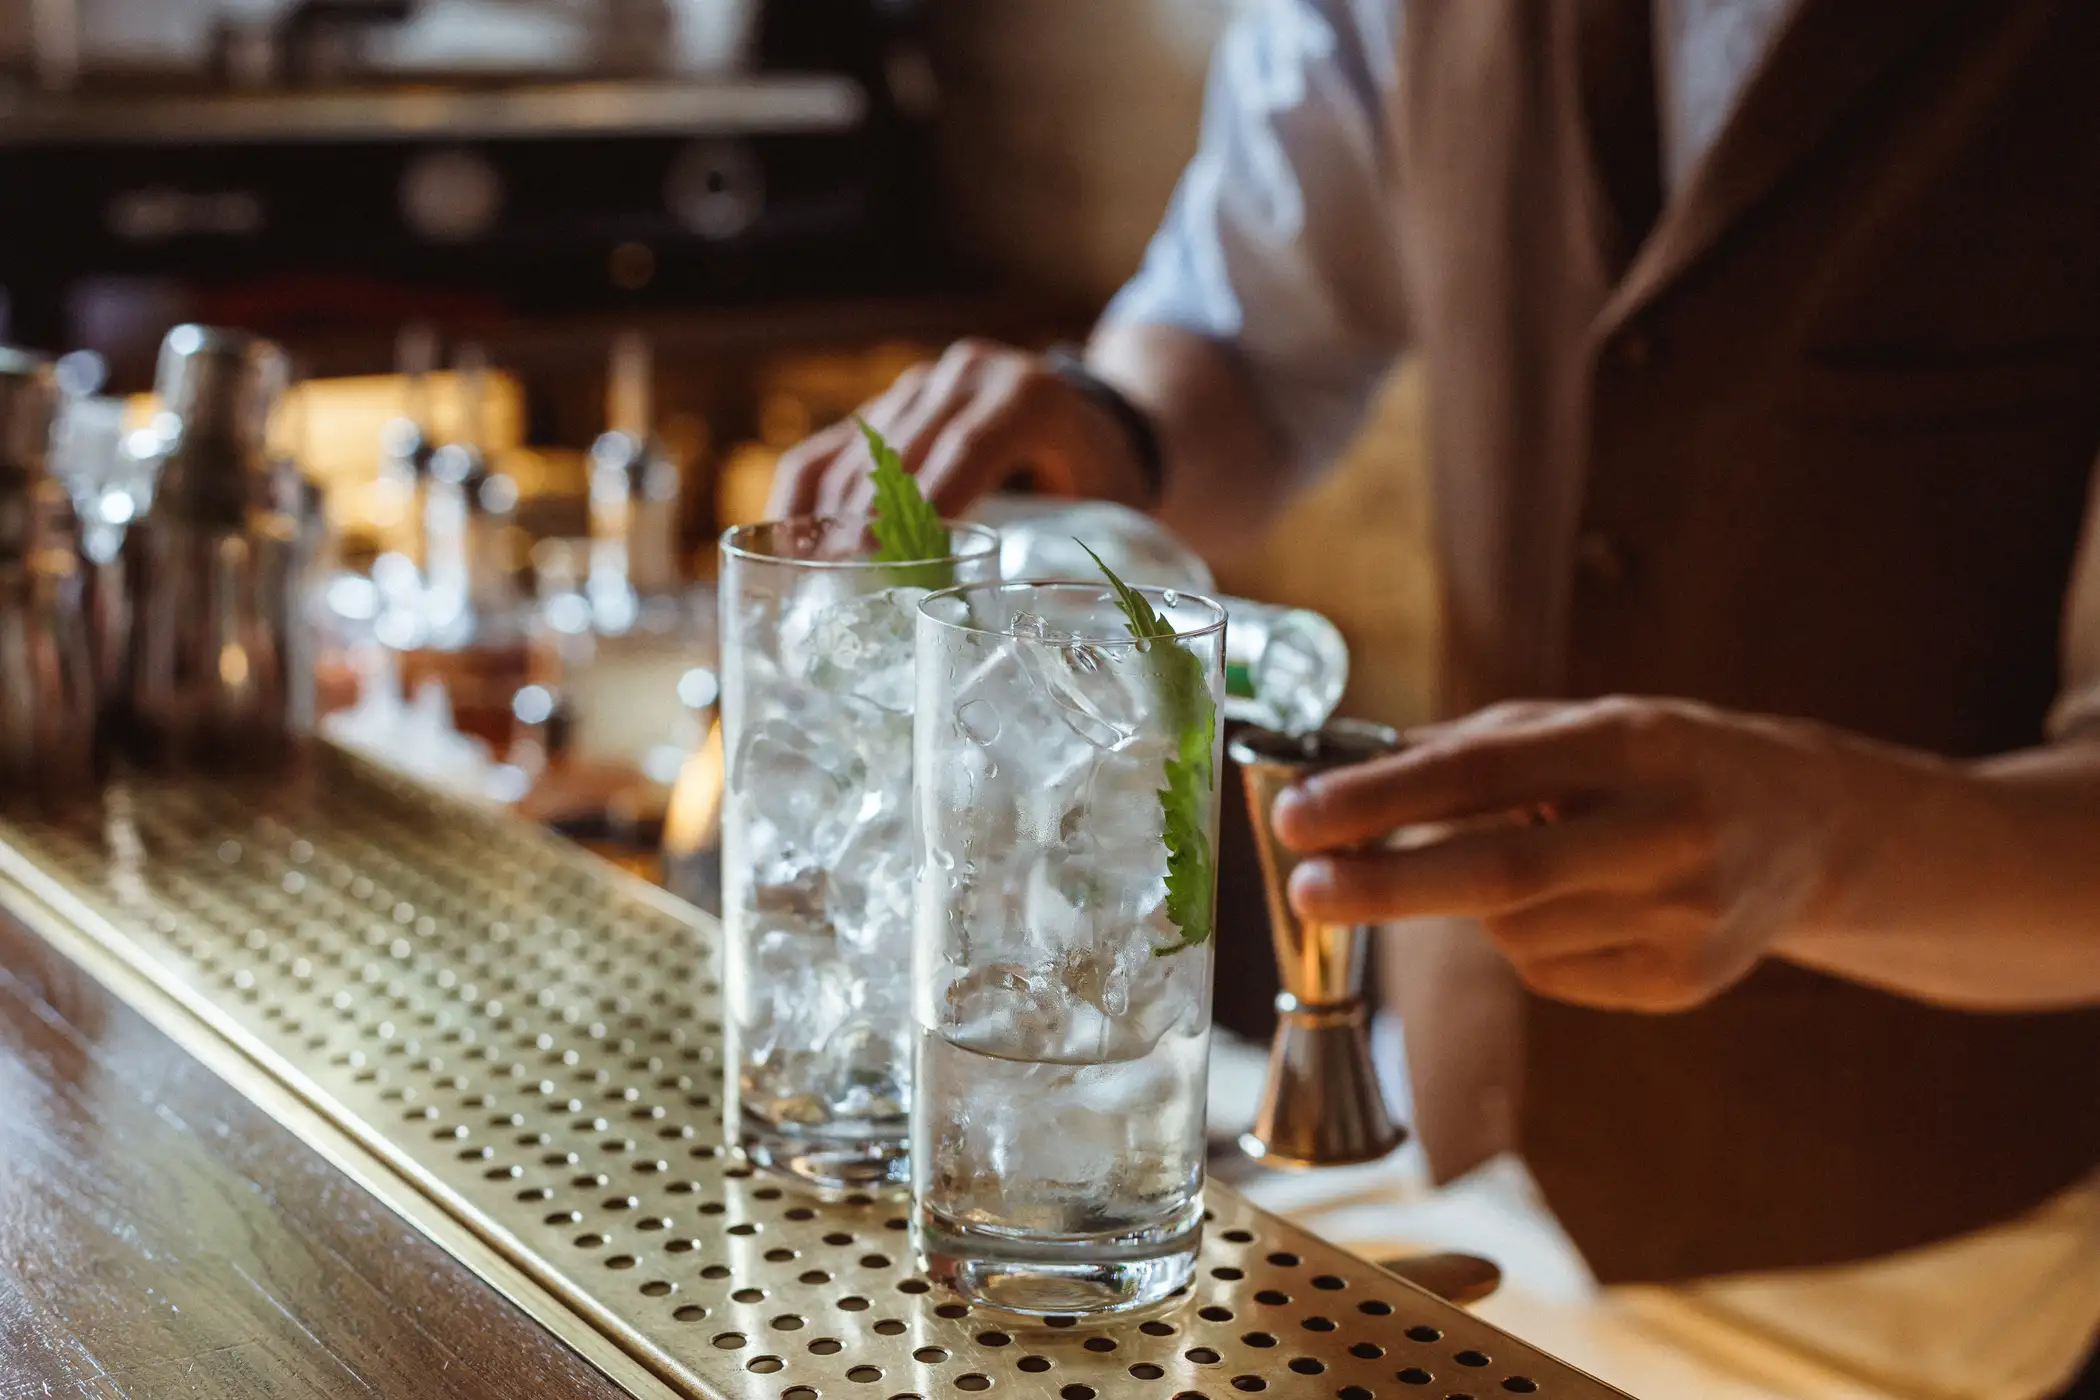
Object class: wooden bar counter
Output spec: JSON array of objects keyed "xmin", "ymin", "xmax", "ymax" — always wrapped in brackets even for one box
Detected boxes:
[{"xmin": 0, "ymin": 907, "xmax": 628, "ymax": 1397}]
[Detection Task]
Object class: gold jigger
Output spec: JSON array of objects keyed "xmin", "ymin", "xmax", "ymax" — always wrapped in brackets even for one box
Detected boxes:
[{"xmin": 1230, "ymin": 721, "xmax": 1408, "ymax": 1168}]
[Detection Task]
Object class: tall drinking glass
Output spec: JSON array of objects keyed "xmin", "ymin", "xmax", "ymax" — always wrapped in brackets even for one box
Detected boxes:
[
  {"xmin": 912, "ymin": 580, "xmax": 1226, "ymax": 1315},
  {"xmin": 720, "ymin": 517, "xmax": 1000, "ymax": 1190}
]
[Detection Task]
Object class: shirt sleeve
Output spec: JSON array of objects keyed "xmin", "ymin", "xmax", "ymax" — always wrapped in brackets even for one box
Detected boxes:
[
  {"xmin": 2048, "ymin": 448, "xmax": 2100, "ymax": 741},
  {"xmin": 1101, "ymin": 0, "xmax": 1413, "ymax": 476}
]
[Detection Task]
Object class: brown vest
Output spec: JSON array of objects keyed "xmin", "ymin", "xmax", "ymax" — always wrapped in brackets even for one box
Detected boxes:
[{"xmin": 1390, "ymin": 0, "xmax": 2100, "ymax": 1282}]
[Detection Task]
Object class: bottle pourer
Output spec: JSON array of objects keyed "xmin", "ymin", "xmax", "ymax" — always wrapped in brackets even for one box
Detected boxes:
[{"xmin": 1230, "ymin": 720, "xmax": 1409, "ymax": 1168}]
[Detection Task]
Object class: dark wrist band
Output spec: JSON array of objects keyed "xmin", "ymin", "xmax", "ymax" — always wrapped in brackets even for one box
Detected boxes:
[{"xmin": 1044, "ymin": 344, "xmax": 1166, "ymax": 506}]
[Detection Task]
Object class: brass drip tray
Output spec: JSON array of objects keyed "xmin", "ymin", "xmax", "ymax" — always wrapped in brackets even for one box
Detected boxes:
[{"xmin": 0, "ymin": 750, "xmax": 1629, "ymax": 1400}]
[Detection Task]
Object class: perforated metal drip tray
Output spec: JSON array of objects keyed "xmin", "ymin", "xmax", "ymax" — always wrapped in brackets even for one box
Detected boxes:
[{"xmin": 0, "ymin": 749, "xmax": 1631, "ymax": 1400}]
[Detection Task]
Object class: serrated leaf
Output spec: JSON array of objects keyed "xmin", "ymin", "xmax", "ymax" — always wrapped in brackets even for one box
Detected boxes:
[
  {"xmin": 1077, "ymin": 540, "xmax": 1173, "ymax": 645},
  {"xmin": 1081, "ymin": 542, "xmax": 1216, "ymax": 955},
  {"xmin": 1155, "ymin": 729, "xmax": 1216, "ymax": 957},
  {"xmin": 860, "ymin": 418, "xmax": 952, "ymax": 588}
]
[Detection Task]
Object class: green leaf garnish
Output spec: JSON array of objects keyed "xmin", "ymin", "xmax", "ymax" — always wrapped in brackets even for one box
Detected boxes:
[
  {"xmin": 861, "ymin": 417, "xmax": 952, "ymax": 588},
  {"xmin": 1078, "ymin": 541, "xmax": 1216, "ymax": 956}
]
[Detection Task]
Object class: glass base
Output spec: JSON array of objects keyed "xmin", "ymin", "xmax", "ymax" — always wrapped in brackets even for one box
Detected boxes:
[
  {"xmin": 739, "ymin": 1114, "xmax": 909, "ymax": 1195},
  {"xmin": 916, "ymin": 1201, "xmax": 1202, "ymax": 1318}
]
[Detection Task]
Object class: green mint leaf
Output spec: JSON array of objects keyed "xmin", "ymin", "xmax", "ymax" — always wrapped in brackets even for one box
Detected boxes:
[
  {"xmin": 1081, "ymin": 541, "xmax": 1216, "ymax": 955},
  {"xmin": 1078, "ymin": 540, "xmax": 1172, "ymax": 645},
  {"xmin": 1156, "ymin": 729, "xmax": 1216, "ymax": 957},
  {"xmin": 861, "ymin": 418, "xmax": 952, "ymax": 587}
]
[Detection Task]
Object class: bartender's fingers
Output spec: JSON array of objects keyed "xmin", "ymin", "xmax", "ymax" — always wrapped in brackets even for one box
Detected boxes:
[
  {"xmin": 766, "ymin": 414, "xmax": 856, "ymax": 518},
  {"xmin": 1286, "ymin": 808, "xmax": 1684, "ymax": 924},
  {"xmin": 816, "ymin": 368, "xmax": 932, "ymax": 520},
  {"xmin": 818, "ymin": 355, "xmax": 970, "ymax": 527},
  {"xmin": 822, "ymin": 451, "xmax": 874, "ymax": 523},
  {"xmin": 1482, "ymin": 893, "xmax": 1647, "ymax": 963},
  {"xmin": 881, "ymin": 341, "xmax": 1004, "ymax": 471},
  {"xmin": 1275, "ymin": 722, "xmax": 1629, "ymax": 854},
  {"xmin": 1403, "ymin": 698, "xmax": 1567, "ymax": 744},
  {"xmin": 1503, "ymin": 943, "xmax": 1713, "ymax": 1014},
  {"xmin": 916, "ymin": 397, "xmax": 1041, "ymax": 517},
  {"xmin": 767, "ymin": 367, "xmax": 921, "ymax": 520}
]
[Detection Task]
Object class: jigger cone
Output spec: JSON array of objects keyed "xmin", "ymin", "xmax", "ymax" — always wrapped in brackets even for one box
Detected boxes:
[{"xmin": 1230, "ymin": 721, "xmax": 1408, "ymax": 1168}]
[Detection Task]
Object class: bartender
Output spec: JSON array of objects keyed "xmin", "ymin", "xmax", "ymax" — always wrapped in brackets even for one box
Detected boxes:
[{"xmin": 773, "ymin": 3, "xmax": 2100, "ymax": 1397}]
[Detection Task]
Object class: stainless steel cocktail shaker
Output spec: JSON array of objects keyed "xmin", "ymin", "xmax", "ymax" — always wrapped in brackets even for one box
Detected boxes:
[
  {"xmin": 122, "ymin": 325, "xmax": 315, "ymax": 770},
  {"xmin": 0, "ymin": 348, "xmax": 97, "ymax": 803}
]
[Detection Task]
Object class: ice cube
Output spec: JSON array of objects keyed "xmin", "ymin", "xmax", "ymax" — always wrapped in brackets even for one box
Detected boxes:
[
  {"xmin": 1020, "ymin": 638, "xmax": 1156, "ymax": 751},
  {"xmin": 939, "ymin": 639, "xmax": 1093, "ymax": 847},
  {"xmin": 1069, "ymin": 1051, "xmax": 1180, "ymax": 1121},
  {"xmin": 847, "ymin": 586, "xmax": 928, "ymax": 714},
  {"xmin": 944, "ymin": 636, "xmax": 1032, "ymax": 726},
  {"xmin": 827, "ymin": 790, "xmax": 913, "ymax": 960},
  {"xmin": 955, "ymin": 697, "xmax": 1001, "ymax": 746},
  {"xmin": 840, "ymin": 696, "xmax": 913, "ymax": 791},
  {"xmin": 745, "ymin": 842, "xmax": 834, "ymax": 940},
  {"xmin": 938, "ymin": 951, "xmax": 1166, "ymax": 1066},
  {"xmin": 744, "ymin": 928, "xmax": 851, "ymax": 1056},
  {"xmin": 734, "ymin": 718, "xmax": 853, "ymax": 843},
  {"xmin": 816, "ymin": 1012, "xmax": 908, "ymax": 1122},
  {"xmin": 770, "ymin": 572, "xmax": 855, "ymax": 684},
  {"xmin": 939, "ymin": 961, "xmax": 1058, "ymax": 1059},
  {"xmin": 1090, "ymin": 766, "xmax": 1173, "ymax": 922},
  {"xmin": 1008, "ymin": 745, "xmax": 1169, "ymax": 957},
  {"xmin": 1131, "ymin": 938, "xmax": 1212, "ymax": 1046},
  {"xmin": 776, "ymin": 582, "xmax": 924, "ymax": 713},
  {"xmin": 1022, "ymin": 849, "xmax": 1091, "ymax": 951}
]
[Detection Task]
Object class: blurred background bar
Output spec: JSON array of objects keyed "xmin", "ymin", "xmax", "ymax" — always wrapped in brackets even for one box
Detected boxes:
[{"xmin": 0, "ymin": 0, "xmax": 1439, "ymax": 1050}]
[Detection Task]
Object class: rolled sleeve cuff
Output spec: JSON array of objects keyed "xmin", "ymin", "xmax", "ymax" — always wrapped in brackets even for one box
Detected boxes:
[{"xmin": 1102, "ymin": 220, "xmax": 1399, "ymax": 477}]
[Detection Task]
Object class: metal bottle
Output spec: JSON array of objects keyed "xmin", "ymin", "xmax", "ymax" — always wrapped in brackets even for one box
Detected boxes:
[
  {"xmin": 123, "ymin": 325, "xmax": 314, "ymax": 770},
  {"xmin": 0, "ymin": 348, "xmax": 97, "ymax": 803}
]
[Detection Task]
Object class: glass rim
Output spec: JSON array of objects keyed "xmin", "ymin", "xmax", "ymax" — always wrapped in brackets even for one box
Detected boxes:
[
  {"xmin": 719, "ymin": 516, "xmax": 1000, "ymax": 571},
  {"xmin": 917, "ymin": 577, "xmax": 1228, "ymax": 646}
]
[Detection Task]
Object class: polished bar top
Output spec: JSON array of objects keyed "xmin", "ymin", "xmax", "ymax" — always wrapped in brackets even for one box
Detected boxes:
[{"xmin": 0, "ymin": 908, "xmax": 626, "ymax": 1398}]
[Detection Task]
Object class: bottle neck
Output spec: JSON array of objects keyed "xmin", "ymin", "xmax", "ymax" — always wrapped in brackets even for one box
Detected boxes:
[
  {"xmin": 589, "ymin": 441, "xmax": 681, "ymax": 603},
  {"xmin": 1214, "ymin": 595, "xmax": 1351, "ymax": 735},
  {"xmin": 465, "ymin": 511, "xmax": 514, "ymax": 615},
  {"xmin": 1216, "ymin": 594, "xmax": 1274, "ymax": 703},
  {"xmin": 424, "ymin": 482, "xmax": 515, "ymax": 632}
]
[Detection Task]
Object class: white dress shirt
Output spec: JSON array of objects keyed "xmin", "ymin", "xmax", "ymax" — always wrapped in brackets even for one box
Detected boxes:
[{"xmin": 1110, "ymin": 4, "xmax": 2100, "ymax": 1397}]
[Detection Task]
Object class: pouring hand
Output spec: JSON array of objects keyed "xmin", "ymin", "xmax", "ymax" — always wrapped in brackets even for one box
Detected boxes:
[
  {"xmin": 1269, "ymin": 697, "xmax": 1936, "ymax": 1013},
  {"xmin": 765, "ymin": 340, "xmax": 1150, "ymax": 523}
]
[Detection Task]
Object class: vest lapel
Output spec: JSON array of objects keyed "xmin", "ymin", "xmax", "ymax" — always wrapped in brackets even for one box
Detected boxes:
[
  {"xmin": 1566, "ymin": 0, "xmax": 1663, "ymax": 280},
  {"xmin": 1597, "ymin": 0, "xmax": 1968, "ymax": 331}
]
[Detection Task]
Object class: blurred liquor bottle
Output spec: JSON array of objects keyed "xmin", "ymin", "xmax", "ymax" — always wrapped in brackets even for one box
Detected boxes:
[{"xmin": 391, "ymin": 344, "xmax": 545, "ymax": 758}]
